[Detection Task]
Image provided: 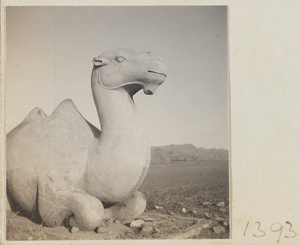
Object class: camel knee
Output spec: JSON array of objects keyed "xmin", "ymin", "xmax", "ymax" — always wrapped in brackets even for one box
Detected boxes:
[
  {"xmin": 129, "ymin": 191, "xmax": 147, "ymax": 216},
  {"xmin": 69, "ymin": 211, "xmax": 103, "ymax": 231},
  {"xmin": 106, "ymin": 191, "xmax": 146, "ymax": 222},
  {"xmin": 69, "ymin": 194, "xmax": 105, "ymax": 231}
]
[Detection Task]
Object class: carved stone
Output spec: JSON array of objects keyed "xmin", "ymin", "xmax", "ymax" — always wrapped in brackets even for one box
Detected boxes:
[{"xmin": 6, "ymin": 48, "xmax": 167, "ymax": 231}]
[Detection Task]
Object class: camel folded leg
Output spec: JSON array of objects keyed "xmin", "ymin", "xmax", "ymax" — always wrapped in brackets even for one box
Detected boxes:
[
  {"xmin": 37, "ymin": 177, "xmax": 105, "ymax": 231},
  {"xmin": 104, "ymin": 191, "xmax": 146, "ymax": 223}
]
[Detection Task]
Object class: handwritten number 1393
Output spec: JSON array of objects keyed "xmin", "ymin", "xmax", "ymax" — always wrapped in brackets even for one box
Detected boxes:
[{"xmin": 244, "ymin": 221, "xmax": 297, "ymax": 243}]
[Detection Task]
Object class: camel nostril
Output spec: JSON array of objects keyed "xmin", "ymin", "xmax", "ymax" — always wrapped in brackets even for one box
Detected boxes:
[
  {"xmin": 143, "ymin": 84, "xmax": 159, "ymax": 95},
  {"xmin": 144, "ymin": 89, "xmax": 153, "ymax": 95}
]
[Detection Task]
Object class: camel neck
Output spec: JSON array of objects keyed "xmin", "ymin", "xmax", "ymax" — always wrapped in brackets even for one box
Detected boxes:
[
  {"xmin": 85, "ymin": 68, "xmax": 151, "ymax": 201},
  {"xmin": 91, "ymin": 71, "xmax": 148, "ymax": 151}
]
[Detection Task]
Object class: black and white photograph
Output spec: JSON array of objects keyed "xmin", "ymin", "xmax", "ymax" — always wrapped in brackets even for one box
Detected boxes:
[
  {"xmin": 4, "ymin": 5, "xmax": 229, "ymax": 240},
  {"xmin": 2, "ymin": 1, "xmax": 300, "ymax": 245}
]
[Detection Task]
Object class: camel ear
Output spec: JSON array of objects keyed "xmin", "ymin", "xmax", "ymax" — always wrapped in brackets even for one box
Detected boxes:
[{"xmin": 92, "ymin": 57, "xmax": 110, "ymax": 67}]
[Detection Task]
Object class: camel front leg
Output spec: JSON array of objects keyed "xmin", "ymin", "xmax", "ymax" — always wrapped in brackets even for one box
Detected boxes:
[
  {"xmin": 66, "ymin": 190, "xmax": 105, "ymax": 231},
  {"xmin": 105, "ymin": 191, "xmax": 146, "ymax": 223},
  {"xmin": 37, "ymin": 177, "xmax": 105, "ymax": 231}
]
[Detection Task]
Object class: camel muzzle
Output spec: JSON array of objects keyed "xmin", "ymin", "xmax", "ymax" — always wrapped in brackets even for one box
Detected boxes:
[{"xmin": 143, "ymin": 83, "xmax": 159, "ymax": 95}]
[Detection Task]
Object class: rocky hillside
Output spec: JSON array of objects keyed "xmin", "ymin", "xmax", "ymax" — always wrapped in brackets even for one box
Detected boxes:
[{"xmin": 150, "ymin": 144, "xmax": 228, "ymax": 163}]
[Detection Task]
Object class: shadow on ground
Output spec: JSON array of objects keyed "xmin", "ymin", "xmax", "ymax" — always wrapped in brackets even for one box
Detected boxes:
[{"xmin": 6, "ymin": 209, "xmax": 229, "ymax": 240}]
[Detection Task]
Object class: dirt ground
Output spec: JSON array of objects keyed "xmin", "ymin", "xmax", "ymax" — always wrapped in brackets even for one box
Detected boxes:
[
  {"xmin": 6, "ymin": 210, "xmax": 228, "ymax": 240},
  {"xmin": 6, "ymin": 161, "xmax": 230, "ymax": 241}
]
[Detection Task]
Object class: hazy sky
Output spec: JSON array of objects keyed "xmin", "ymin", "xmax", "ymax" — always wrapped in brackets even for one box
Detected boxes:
[{"xmin": 6, "ymin": 6, "xmax": 228, "ymax": 149}]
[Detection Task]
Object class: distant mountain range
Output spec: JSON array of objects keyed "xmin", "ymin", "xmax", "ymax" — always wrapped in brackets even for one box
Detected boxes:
[{"xmin": 150, "ymin": 144, "xmax": 228, "ymax": 164}]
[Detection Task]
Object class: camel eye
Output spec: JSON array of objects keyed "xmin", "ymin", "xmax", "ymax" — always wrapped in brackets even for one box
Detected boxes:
[{"xmin": 116, "ymin": 56, "xmax": 126, "ymax": 63}]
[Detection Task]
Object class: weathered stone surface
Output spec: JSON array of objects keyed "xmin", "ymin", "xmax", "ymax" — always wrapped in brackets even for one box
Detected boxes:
[
  {"xmin": 70, "ymin": 227, "xmax": 79, "ymax": 233},
  {"xmin": 130, "ymin": 219, "xmax": 145, "ymax": 228},
  {"xmin": 216, "ymin": 202, "xmax": 225, "ymax": 207},
  {"xmin": 140, "ymin": 225, "xmax": 153, "ymax": 236},
  {"xmin": 143, "ymin": 217, "xmax": 154, "ymax": 222},
  {"xmin": 6, "ymin": 49, "xmax": 167, "ymax": 231},
  {"xmin": 212, "ymin": 225, "xmax": 226, "ymax": 234}
]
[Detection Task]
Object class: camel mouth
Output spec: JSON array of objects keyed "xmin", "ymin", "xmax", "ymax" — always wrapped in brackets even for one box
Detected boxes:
[
  {"xmin": 147, "ymin": 70, "xmax": 167, "ymax": 78},
  {"xmin": 124, "ymin": 83, "xmax": 144, "ymax": 99}
]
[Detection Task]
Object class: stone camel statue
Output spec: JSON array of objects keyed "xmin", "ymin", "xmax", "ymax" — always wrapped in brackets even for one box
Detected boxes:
[{"xmin": 6, "ymin": 48, "xmax": 167, "ymax": 231}]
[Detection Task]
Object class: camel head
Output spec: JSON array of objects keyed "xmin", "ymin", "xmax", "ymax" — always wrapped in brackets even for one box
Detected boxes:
[{"xmin": 92, "ymin": 49, "xmax": 167, "ymax": 97}]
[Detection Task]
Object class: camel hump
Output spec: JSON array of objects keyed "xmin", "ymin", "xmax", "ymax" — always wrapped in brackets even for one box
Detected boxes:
[
  {"xmin": 51, "ymin": 99, "xmax": 80, "ymax": 117},
  {"xmin": 49, "ymin": 99, "xmax": 94, "ymax": 133},
  {"xmin": 56, "ymin": 99, "xmax": 77, "ymax": 111},
  {"xmin": 23, "ymin": 107, "xmax": 47, "ymax": 123}
]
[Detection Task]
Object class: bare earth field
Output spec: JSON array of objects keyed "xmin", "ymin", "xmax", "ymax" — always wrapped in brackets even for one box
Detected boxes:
[{"xmin": 6, "ymin": 161, "xmax": 230, "ymax": 240}]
